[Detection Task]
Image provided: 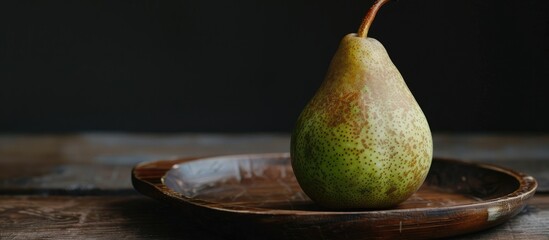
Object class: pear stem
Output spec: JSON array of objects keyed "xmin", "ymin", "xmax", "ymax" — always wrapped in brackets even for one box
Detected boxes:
[{"xmin": 357, "ymin": 0, "xmax": 391, "ymax": 38}]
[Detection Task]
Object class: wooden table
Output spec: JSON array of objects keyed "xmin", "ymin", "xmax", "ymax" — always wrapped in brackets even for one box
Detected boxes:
[{"xmin": 0, "ymin": 133, "xmax": 548, "ymax": 239}]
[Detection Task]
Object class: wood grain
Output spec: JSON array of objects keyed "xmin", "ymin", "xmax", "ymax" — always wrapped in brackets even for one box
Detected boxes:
[
  {"xmin": 0, "ymin": 134, "xmax": 547, "ymax": 193},
  {"xmin": 0, "ymin": 195, "xmax": 222, "ymax": 240},
  {"xmin": 133, "ymin": 154, "xmax": 537, "ymax": 240},
  {"xmin": 0, "ymin": 195, "xmax": 547, "ymax": 240},
  {"xmin": 0, "ymin": 134, "xmax": 548, "ymax": 239},
  {"xmin": 0, "ymin": 134, "xmax": 289, "ymax": 193}
]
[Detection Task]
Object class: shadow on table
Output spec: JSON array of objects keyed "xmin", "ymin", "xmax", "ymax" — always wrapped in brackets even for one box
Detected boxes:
[{"xmin": 109, "ymin": 196, "xmax": 226, "ymax": 240}]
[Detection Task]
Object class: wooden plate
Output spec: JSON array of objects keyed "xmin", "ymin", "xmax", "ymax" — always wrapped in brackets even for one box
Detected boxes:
[{"xmin": 132, "ymin": 153, "xmax": 537, "ymax": 240}]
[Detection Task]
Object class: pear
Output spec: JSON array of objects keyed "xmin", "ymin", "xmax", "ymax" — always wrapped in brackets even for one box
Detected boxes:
[{"xmin": 291, "ymin": 0, "xmax": 433, "ymax": 209}]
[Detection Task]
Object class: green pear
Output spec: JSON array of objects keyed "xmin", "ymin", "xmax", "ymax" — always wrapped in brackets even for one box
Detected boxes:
[{"xmin": 291, "ymin": 0, "xmax": 433, "ymax": 209}]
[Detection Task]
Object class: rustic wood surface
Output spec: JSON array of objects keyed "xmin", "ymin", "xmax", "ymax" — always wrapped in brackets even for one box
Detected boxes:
[
  {"xmin": 1, "ymin": 195, "xmax": 546, "ymax": 240},
  {"xmin": 0, "ymin": 133, "xmax": 548, "ymax": 239}
]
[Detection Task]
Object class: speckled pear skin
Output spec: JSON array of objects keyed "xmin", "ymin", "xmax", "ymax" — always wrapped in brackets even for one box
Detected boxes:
[{"xmin": 291, "ymin": 33, "xmax": 433, "ymax": 209}]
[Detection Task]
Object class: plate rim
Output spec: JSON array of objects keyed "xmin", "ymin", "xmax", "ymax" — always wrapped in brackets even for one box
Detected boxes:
[{"xmin": 133, "ymin": 152, "xmax": 537, "ymax": 216}]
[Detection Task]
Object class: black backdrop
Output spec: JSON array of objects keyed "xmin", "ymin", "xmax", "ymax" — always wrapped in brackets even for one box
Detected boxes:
[{"xmin": 1, "ymin": 0, "xmax": 548, "ymax": 133}]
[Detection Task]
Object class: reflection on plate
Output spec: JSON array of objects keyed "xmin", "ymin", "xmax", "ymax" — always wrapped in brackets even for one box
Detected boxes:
[{"xmin": 133, "ymin": 153, "xmax": 537, "ymax": 239}]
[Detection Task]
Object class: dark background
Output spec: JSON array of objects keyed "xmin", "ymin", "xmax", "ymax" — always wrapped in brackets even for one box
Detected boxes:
[{"xmin": 1, "ymin": 0, "xmax": 548, "ymax": 133}]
